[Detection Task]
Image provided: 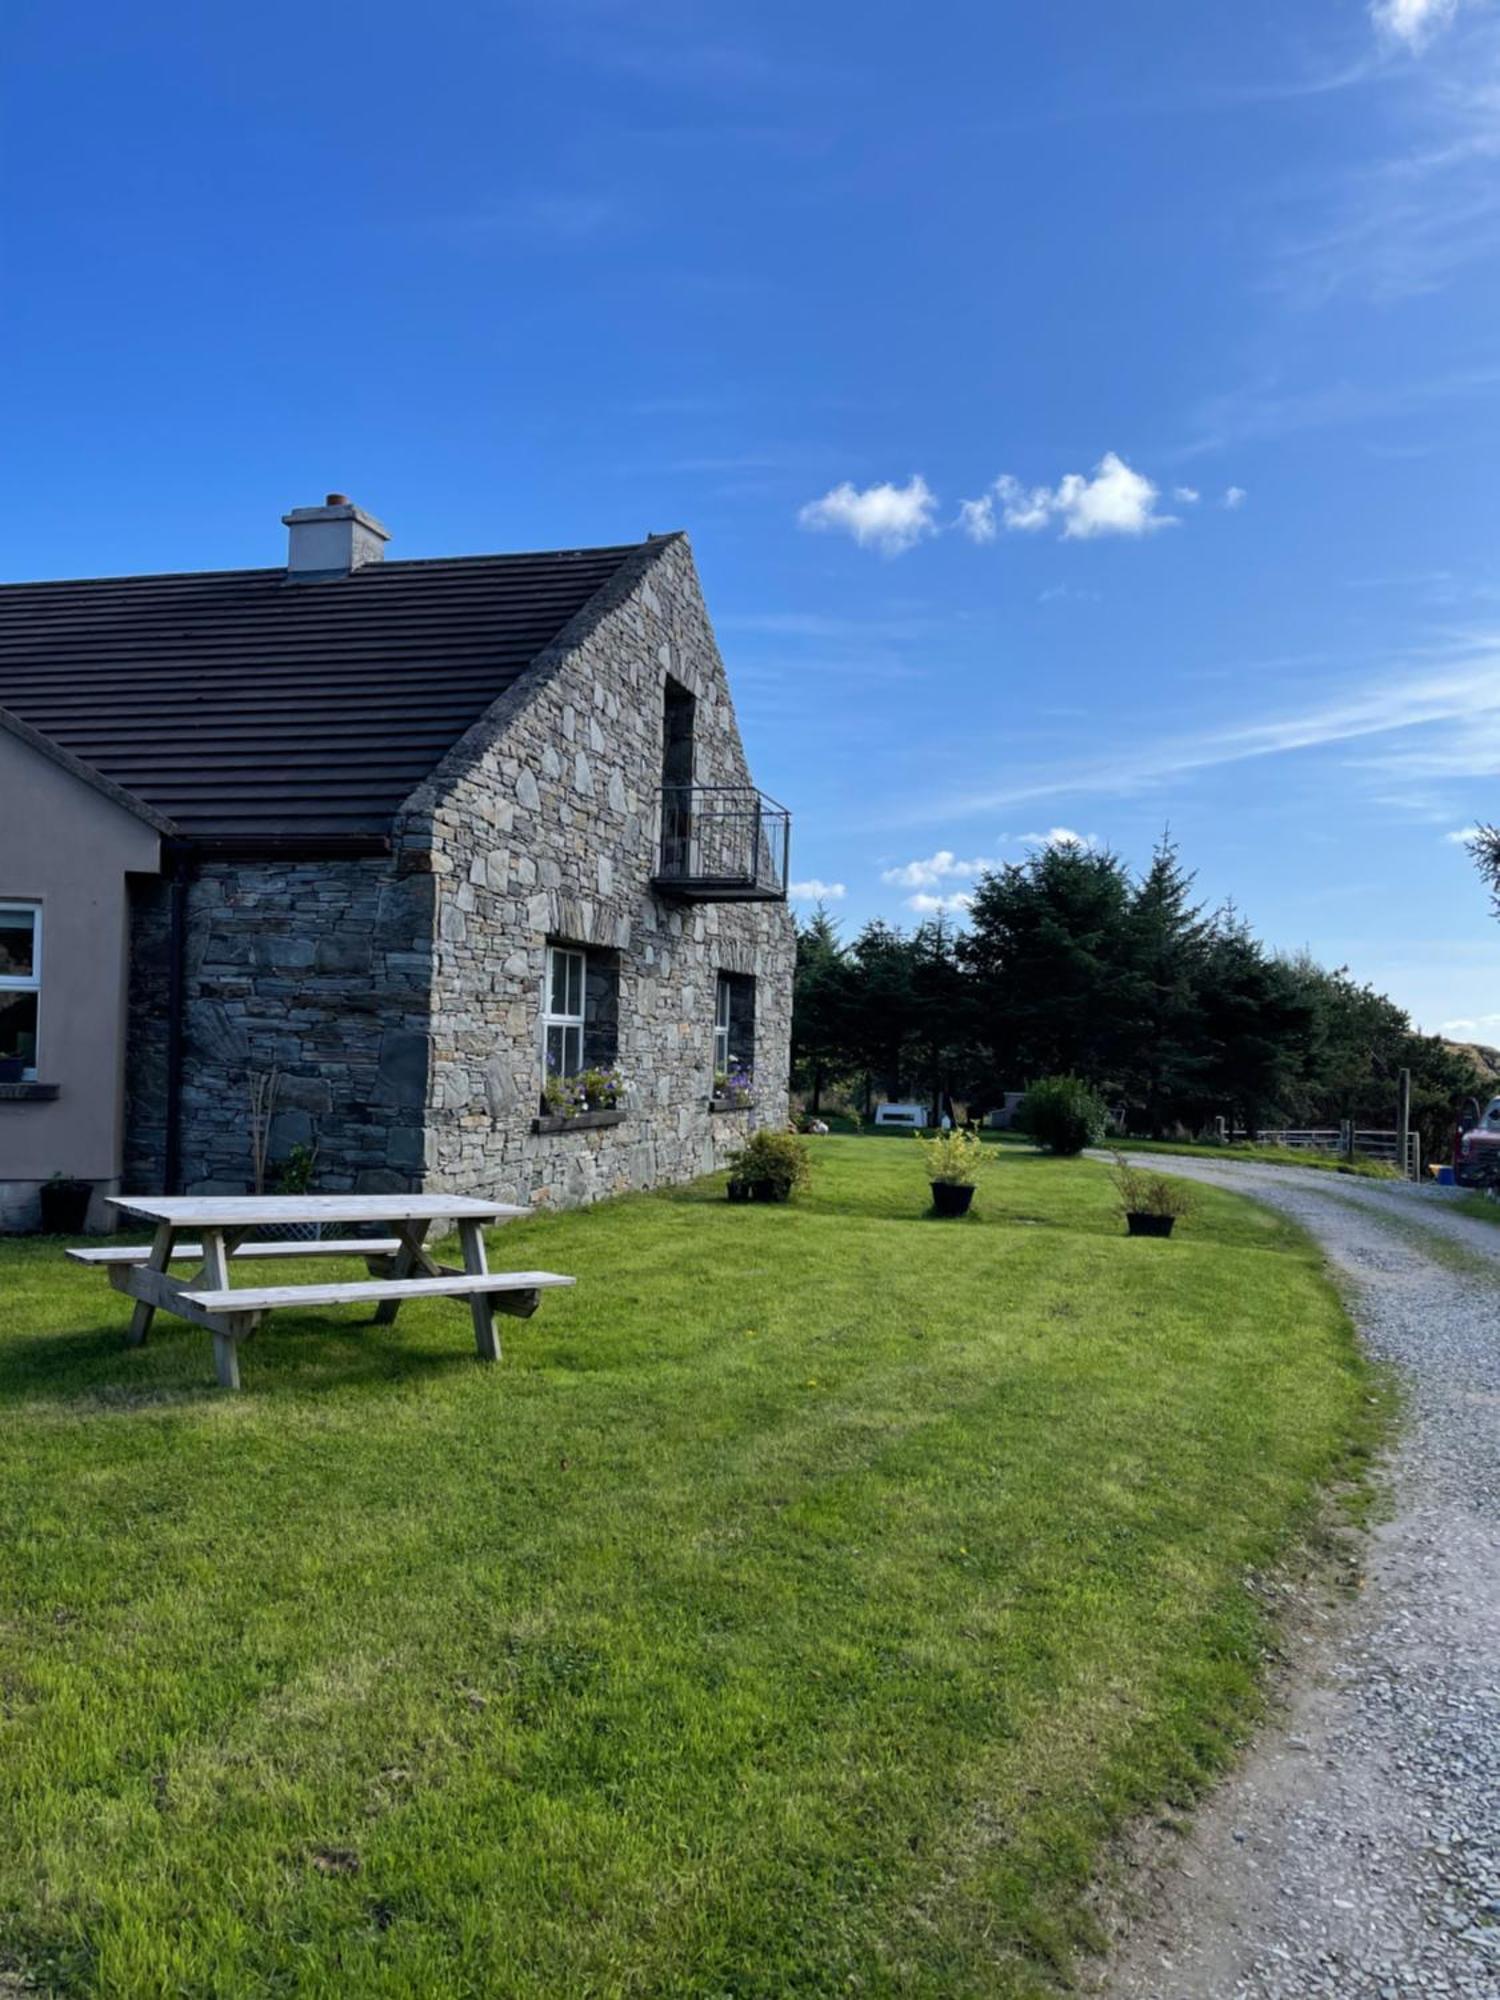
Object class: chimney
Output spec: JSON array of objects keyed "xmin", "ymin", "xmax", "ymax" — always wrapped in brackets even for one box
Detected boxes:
[{"xmin": 282, "ymin": 493, "xmax": 390, "ymax": 577}]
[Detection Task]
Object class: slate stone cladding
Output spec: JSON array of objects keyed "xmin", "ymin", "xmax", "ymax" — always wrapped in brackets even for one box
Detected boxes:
[{"xmin": 120, "ymin": 536, "xmax": 794, "ymax": 1209}]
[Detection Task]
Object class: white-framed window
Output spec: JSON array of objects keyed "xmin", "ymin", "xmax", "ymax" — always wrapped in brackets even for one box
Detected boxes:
[
  {"xmin": 543, "ymin": 943, "xmax": 586, "ymax": 1079},
  {"xmin": 0, "ymin": 902, "xmax": 42, "ymax": 1079},
  {"xmin": 713, "ymin": 974, "xmax": 732, "ymax": 1077},
  {"xmin": 713, "ymin": 971, "xmax": 755, "ymax": 1082}
]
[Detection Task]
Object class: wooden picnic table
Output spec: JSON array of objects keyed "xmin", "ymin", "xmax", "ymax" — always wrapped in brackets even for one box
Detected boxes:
[{"xmin": 67, "ymin": 1194, "xmax": 574, "ymax": 1390}]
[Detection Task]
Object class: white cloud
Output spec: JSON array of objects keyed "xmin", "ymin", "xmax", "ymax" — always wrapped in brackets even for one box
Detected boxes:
[
  {"xmin": 1017, "ymin": 827, "xmax": 1100, "ymax": 851},
  {"xmin": 957, "ymin": 495, "xmax": 997, "ymax": 543},
  {"xmin": 881, "ymin": 849, "xmax": 1000, "ymax": 889},
  {"xmin": 788, "ymin": 878, "xmax": 846, "ymax": 901},
  {"xmin": 965, "ymin": 453, "xmax": 1174, "ymax": 541},
  {"xmin": 1223, "ymin": 485, "xmax": 1247, "ymax": 510},
  {"xmin": 907, "ymin": 890, "xmax": 974, "ymax": 916},
  {"xmin": 1444, "ymin": 825, "xmax": 1483, "ymax": 844},
  {"xmin": 798, "ymin": 475, "xmax": 937, "ymax": 555},
  {"xmin": 1174, "ymin": 485, "xmax": 1201, "ymax": 504},
  {"xmin": 1440, "ymin": 1009, "xmax": 1500, "ymax": 1037},
  {"xmin": 1372, "ymin": 0, "xmax": 1459, "ymax": 50}
]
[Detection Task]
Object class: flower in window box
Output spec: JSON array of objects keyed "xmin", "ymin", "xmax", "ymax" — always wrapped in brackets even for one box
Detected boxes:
[{"xmin": 714, "ymin": 1066, "xmax": 754, "ymax": 1108}]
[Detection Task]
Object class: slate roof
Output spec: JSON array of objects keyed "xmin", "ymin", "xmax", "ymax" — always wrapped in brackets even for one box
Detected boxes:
[{"xmin": 0, "ymin": 540, "xmax": 659, "ymax": 847}]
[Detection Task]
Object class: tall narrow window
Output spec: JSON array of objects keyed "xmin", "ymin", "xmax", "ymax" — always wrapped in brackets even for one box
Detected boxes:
[
  {"xmin": 0, "ymin": 904, "xmax": 41, "ymax": 1080},
  {"xmin": 713, "ymin": 976, "xmax": 732, "ymax": 1076},
  {"xmin": 542, "ymin": 944, "xmax": 585, "ymax": 1079},
  {"xmin": 714, "ymin": 971, "xmax": 756, "ymax": 1082},
  {"xmin": 660, "ymin": 677, "xmax": 696, "ymax": 876}
]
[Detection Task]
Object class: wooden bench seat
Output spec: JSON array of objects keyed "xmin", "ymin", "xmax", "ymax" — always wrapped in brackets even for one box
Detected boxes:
[
  {"xmin": 66, "ymin": 1238, "xmax": 403, "ymax": 1267},
  {"xmin": 179, "ymin": 1271, "xmax": 575, "ymax": 1317}
]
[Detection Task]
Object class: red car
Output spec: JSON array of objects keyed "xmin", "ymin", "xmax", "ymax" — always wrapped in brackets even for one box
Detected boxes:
[{"xmin": 1456, "ymin": 1094, "xmax": 1500, "ymax": 1188}]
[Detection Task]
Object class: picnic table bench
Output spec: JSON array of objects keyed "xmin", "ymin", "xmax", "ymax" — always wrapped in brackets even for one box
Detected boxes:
[{"xmin": 68, "ymin": 1194, "xmax": 575, "ymax": 1390}]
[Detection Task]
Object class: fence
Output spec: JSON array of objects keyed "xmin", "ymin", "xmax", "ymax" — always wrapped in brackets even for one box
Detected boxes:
[{"xmin": 1253, "ymin": 1125, "xmax": 1420, "ymax": 1179}]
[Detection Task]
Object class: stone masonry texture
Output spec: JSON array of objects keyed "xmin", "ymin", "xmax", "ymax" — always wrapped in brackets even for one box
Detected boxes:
[{"xmin": 120, "ymin": 535, "xmax": 795, "ymax": 1210}]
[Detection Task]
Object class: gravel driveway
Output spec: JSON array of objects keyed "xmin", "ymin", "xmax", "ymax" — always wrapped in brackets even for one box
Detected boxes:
[{"xmin": 1101, "ymin": 1162, "xmax": 1500, "ymax": 2000}]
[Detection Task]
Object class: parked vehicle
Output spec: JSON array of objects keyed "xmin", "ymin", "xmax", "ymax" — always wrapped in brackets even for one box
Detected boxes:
[{"xmin": 1455, "ymin": 1095, "xmax": 1500, "ymax": 1189}]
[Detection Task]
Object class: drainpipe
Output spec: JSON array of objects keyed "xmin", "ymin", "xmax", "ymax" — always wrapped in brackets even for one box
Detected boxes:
[{"xmin": 162, "ymin": 843, "xmax": 195, "ymax": 1196}]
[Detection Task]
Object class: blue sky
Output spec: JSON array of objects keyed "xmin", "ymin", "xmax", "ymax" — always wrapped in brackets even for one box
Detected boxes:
[{"xmin": 4, "ymin": 0, "xmax": 1499, "ymax": 1035}]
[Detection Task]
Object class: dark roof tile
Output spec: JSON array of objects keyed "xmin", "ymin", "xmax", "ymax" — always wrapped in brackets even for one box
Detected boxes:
[{"xmin": 0, "ymin": 543, "xmax": 654, "ymax": 843}]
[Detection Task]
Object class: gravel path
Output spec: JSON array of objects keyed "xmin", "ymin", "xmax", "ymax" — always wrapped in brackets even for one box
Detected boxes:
[{"xmin": 1102, "ymin": 1162, "xmax": 1500, "ymax": 2000}]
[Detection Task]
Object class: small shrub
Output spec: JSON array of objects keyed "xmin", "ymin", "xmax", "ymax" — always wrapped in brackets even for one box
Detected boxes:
[
  {"xmin": 727, "ymin": 1129, "xmax": 812, "ymax": 1199},
  {"xmin": 1110, "ymin": 1154, "xmax": 1196, "ymax": 1220},
  {"xmin": 1020, "ymin": 1076, "xmax": 1109, "ymax": 1156},
  {"xmin": 916, "ymin": 1128, "xmax": 986, "ymax": 1186},
  {"xmin": 275, "ymin": 1142, "xmax": 319, "ymax": 1195}
]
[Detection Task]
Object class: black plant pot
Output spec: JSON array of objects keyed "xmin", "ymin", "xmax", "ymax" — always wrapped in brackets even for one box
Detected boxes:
[
  {"xmin": 726, "ymin": 1179, "xmax": 752, "ymax": 1203},
  {"xmin": 1126, "ymin": 1212, "xmax": 1175, "ymax": 1238},
  {"xmin": 930, "ymin": 1180, "xmax": 976, "ymax": 1217},
  {"xmin": 0, "ymin": 1058, "xmax": 24, "ymax": 1083},
  {"xmin": 750, "ymin": 1182, "xmax": 787, "ymax": 1203},
  {"xmin": 40, "ymin": 1181, "xmax": 93, "ymax": 1233}
]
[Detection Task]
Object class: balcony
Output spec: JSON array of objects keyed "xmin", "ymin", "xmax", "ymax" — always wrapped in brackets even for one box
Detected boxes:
[{"xmin": 652, "ymin": 786, "xmax": 790, "ymax": 902}]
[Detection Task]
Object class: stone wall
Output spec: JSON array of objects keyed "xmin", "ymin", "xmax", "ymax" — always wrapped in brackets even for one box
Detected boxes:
[
  {"xmin": 399, "ymin": 533, "xmax": 796, "ymax": 1209},
  {"xmin": 118, "ymin": 534, "xmax": 793, "ymax": 1212},
  {"xmin": 123, "ymin": 859, "xmax": 435, "ymax": 1196}
]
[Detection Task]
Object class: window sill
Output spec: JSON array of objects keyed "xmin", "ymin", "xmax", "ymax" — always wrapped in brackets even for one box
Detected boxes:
[
  {"xmin": 709, "ymin": 1098, "xmax": 753, "ymax": 1113},
  {"xmin": 531, "ymin": 1109, "xmax": 627, "ymax": 1135},
  {"xmin": 0, "ymin": 1080, "xmax": 58, "ymax": 1102}
]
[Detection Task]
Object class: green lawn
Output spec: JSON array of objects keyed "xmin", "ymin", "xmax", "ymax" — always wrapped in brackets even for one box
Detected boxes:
[
  {"xmin": 1454, "ymin": 1189, "xmax": 1500, "ymax": 1226},
  {"xmin": 0, "ymin": 1140, "xmax": 1380, "ymax": 1999}
]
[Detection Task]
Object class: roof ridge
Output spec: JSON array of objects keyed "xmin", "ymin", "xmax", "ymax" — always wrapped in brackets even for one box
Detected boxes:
[{"xmin": 0, "ymin": 535, "xmax": 677, "ymax": 594}]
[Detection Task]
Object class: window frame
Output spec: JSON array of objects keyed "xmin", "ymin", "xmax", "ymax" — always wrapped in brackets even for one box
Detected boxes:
[
  {"xmin": 0, "ymin": 901, "xmax": 42, "ymax": 1081},
  {"xmin": 541, "ymin": 942, "xmax": 586, "ymax": 1080},
  {"xmin": 713, "ymin": 973, "xmax": 733, "ymax": 1078}
]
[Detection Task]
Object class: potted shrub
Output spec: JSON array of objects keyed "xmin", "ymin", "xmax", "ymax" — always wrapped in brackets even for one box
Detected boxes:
[
  {"xmin": 1018, "ymin": 1076, "xmax": 1109, "ymax": 1156},
  {"xmin": 917, "ymin": 1127, "xmax": 985, "ymax": 1217},
  {"xmin": 725, "ymin": 1129, "xmax": 811, "ymax": 1204},
  {"xmin": 1110, "ymin": 1154, "xmax": 1195, "ymax": 1238},
  {"xmin": 39, "ymin": 1173, "xmax": 93, "ymax": 1233}
]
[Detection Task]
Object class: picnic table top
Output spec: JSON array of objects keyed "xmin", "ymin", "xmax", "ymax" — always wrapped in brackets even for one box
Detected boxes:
[{"xmin": 106, "ymin": 1194, "xmax": 530, "ymax": 1228}]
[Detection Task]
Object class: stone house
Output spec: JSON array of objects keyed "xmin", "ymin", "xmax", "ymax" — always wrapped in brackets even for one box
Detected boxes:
[{"xmin": 0, "ymin": 498, "xmax": 794, "ymax": 1230}]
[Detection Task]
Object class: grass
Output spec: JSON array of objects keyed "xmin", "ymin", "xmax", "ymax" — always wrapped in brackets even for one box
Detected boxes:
[
  {"xmin": 1104, "ymin": 1136, "xmax": 1401, "ymax": 1180},
  {"xmin": 0, "ymin": 1140, "xmax": 1382, "ymax": 1999},
  {"xmin": 1454, "ymin": 1189, "xmax": 1500, "ymax": 1227}
]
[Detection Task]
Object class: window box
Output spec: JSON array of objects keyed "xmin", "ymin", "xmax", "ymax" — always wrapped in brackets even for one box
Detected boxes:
[
  {"xmin": 709, "ymin": 1096, "xmax": 752, "ymax": 1114},
  {"xmin": 531, "ymin": 1109, "xmax": 627, "ymax": 1136},
  {"xmin": 0, "ymin": 1080, "xmax": 59, "ymax": 1102}
]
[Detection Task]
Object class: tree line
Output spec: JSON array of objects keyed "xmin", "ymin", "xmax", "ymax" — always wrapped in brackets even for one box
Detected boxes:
[{"xmin": 792, "ymin": 835, "xmax": 1487, "ymax": 1160}]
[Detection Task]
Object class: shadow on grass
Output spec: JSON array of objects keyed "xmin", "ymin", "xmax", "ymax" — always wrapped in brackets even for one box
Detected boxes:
[{"xmin": 0, "ymin": 1315, "xmax": 481, "ymax": 1408}]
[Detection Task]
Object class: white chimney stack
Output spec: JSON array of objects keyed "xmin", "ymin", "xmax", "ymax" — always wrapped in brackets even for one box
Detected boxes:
[{"xmin": 282, "ymin": 493, "xmax": 390, "ymax": 576}]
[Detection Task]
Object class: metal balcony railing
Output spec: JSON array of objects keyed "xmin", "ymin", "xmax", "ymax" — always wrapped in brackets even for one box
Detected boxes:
[{"xmin": 652, "ymin": 785, "xmax": 791, "ymax": 902}]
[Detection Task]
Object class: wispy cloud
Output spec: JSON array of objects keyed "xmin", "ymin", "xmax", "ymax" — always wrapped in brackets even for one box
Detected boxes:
[
  {"xmin": 1222, "ymin": 485, "xmax": 1247, "ymax": 510},
  {"xmin": 892, "ymin": 640, "xmax": 1500, "ymax": 822},
  {"xmin": 1445, "ymin": 824, "xmax": 1484, "ymax": 843},
  {"xmin": 1372, "ymin": 0, "xmax": 1460, "ymax": 51},
  {"xmin": 1440, "ymin": 1009, "xmax": 1500, "ymax": 1036},
  {"xmin": 907, "ymin": 890, "xmax": 975, "ymax": 916},
  {"xmin": 789, "ymin": 878, "xmax": 846, "ymax": 901},
  {"xmin": 1267, "ymin": 14, "xmax": 1500, "ymax": 306},
  {"xmin": 798, "ymin": 475, "xmax": 937, "ymax": 555}
]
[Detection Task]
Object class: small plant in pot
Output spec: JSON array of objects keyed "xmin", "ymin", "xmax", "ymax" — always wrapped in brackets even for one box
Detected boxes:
[
  {"xmin": 725, "ymin": 1129, "xmax": 812, "ymax": 1204},
  {"xmin": 1110, "ymin": 1154, "xmax": 1195, "ymax": 1238},
  {"xmin": 917, "ymin": 1127, "xmax": 986, "ymax": 1217},
  {"xmin": 39, "ymin": 1173, "xmax": 93, "ymax": 1234}
]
